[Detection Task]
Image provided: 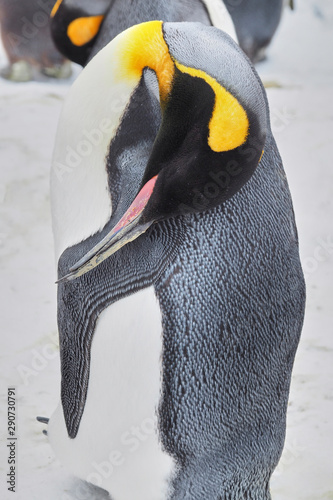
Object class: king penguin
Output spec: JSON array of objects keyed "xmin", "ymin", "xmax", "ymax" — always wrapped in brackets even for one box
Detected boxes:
[{"xmin": 45, "ymin": 21, "xmax": 305, "ymax": 500}]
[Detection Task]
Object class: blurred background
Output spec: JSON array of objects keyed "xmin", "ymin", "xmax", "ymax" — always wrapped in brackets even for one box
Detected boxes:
[{"xmin": 0, "ymin": 0, "xmax": 332, "ymax": 498}]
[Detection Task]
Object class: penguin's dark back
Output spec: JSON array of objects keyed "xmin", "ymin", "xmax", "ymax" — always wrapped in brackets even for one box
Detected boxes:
[{"xmin": 155, "ymin": 134, "xmax": 305, "ymax": 496}]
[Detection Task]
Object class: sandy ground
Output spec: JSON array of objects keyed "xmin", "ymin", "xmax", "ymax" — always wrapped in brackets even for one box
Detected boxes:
[{"xmin": 0, "ymin": 0, "xmax": 332, "ymax": 499}]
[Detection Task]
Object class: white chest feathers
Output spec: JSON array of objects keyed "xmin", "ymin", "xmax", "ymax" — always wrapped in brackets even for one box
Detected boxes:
[{"xmin": 48, "ymin": 286, "xmax": 174, "ymax": 500}]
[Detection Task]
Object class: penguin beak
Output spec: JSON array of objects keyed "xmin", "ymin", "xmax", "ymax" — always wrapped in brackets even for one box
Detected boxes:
[{"xmin": 57, "ymin": 175, "xmax": 158, "ymax": 283}]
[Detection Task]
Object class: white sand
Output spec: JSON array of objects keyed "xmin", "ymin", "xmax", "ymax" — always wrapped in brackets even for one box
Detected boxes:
[{"xmin": 0, "ymin": 1, "xmax": 332, "ymax": 498}]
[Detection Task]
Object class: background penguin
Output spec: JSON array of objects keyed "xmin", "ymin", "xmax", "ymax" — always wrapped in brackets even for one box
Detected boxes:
[
  {"xmin": 42, "ymin": 20, "xmax": 305, "ymax": 500},
  {"xmin": 223, "ymin": 0, "xmax": 285, "ymax": 63},
  {"xmin": 0, "ymin": 0, "xmax": 71, "ymax": 81},
  {"xmin": 50, "ymin": 0, "xmax": 288, "ymax": 66},
  {"xmin": 50, "ymin": 0, "xmax": 237, "ymax": 66}
]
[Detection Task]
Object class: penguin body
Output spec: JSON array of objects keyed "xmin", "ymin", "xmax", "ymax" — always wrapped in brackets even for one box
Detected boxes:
[
  {"xmin": 48, "ymin": 21, "xmax": 305, "ymax": 499},
  {"xmin": 0, "ymin": 0, "xmax": 71, "ymax": 81}
]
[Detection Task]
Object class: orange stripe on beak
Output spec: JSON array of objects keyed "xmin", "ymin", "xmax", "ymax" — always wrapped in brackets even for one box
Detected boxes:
[
  {"xmin": 57, "ymin": 176, "xmax": 158, "ymax": 283},
  {"xmin": 112, "ymin": 175, "xmax": 158, "ymax": 236}
]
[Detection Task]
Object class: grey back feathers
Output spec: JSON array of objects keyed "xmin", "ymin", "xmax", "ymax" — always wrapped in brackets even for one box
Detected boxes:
[
  {"xmin": 156, "ymin": 138, "xmax": 305, "ymax": 497},
  {"xmin": 60, "ymin": 0, "xmax": 110, "ymax": 14}
]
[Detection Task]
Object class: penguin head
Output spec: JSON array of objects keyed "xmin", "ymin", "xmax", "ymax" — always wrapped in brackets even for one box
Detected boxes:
[
  {"xmin": 50, "ymin": 0, "xmax": 110, "ymax": 66},
  {"xmin": 56, "ymin": 21, "xmax": 268, "ymax": 283}
]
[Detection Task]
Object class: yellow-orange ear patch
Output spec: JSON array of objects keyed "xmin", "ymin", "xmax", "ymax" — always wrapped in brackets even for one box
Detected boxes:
[
  {"xmin": 115, "ymin": 21, "xmax": 174, "ymax": 102},
  {"xmin": 175, "ymin": 62, "xmax": 249, "ymax": 152},
  {"xmin": 67, "ymin": 15, "xmax": 104, "ymax": 47},
  {"xmin": 51, "ymin": 0, "xmax": 63, "ymax": 18}
]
